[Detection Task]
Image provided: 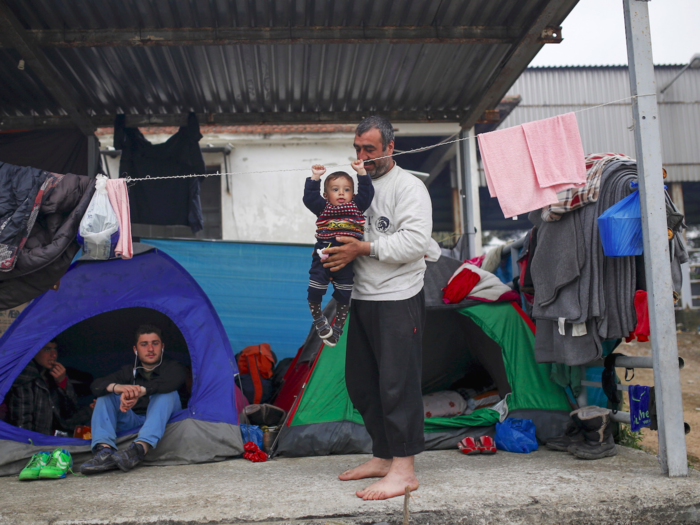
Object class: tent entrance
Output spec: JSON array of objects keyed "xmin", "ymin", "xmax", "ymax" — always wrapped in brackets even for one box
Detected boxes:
[{"xmin": 50, "ymin": 307, "xmax": 191, "ymax": 411}]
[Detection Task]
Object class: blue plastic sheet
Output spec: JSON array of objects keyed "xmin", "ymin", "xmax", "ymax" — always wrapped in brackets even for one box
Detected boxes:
[
  {"xmin": 144, "ymin": 239, "xmax": 324, "ymax": 359},
  {"xmin": 597, "ymin": 188, "xmax": 643, "ymax": 257},
  {"xmin": 494, "ymin": 418, "xmax": 538, "ymax": 453}
]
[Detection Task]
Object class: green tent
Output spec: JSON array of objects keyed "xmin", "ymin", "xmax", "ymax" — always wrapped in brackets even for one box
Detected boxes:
[{"xmin": 275, "ymin": 258, "xmax": 571, "ymax": 457}]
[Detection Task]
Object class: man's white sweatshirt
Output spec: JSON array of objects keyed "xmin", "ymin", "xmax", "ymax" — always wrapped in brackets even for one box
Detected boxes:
[{"xmin": 352, "ymin": 163, "xmax": 433, "ymax": 301}]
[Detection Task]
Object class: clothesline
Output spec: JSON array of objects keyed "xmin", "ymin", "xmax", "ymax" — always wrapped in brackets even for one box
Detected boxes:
[{"xmin": 123, "ymin": 93, "xmax": 656, "ymax": 185}]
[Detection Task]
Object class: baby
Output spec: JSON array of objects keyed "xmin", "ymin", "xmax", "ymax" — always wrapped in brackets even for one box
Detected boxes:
[{"xmin": 302, "ymin": 160, "xmax": 374, "ymax": 346}]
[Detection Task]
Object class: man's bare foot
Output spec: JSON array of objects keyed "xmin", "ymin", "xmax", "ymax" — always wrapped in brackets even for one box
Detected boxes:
[
  {"xmin": 338, "ymin": 457, "xmax": 392, "ymax": 481},
  {"xmin": 356, "ymin": 456, "xmax": 418, "ymax": 500}
]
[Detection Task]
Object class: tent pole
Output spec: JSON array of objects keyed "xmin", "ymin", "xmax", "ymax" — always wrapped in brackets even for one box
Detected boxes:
[
  {"xmin": 623, "ymin": 0, "xmax": 687, "ymax": 477},
  {"xmin": 457, "ymin": 127, "xmax": 482, "ymax": 258}
]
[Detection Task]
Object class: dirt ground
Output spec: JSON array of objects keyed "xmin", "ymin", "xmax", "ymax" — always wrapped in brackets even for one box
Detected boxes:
[{"xmin": 617, "ymin": 332, "xmax": 700, "ymax": 467}]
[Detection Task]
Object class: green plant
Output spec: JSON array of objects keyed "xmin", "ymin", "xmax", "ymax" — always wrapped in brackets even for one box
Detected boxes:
[{"xmin": 616, "ymin": 424, "xmax": 644, "ymax": 450}]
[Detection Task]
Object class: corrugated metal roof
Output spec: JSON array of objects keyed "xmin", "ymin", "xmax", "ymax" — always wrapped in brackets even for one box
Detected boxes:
[
  {"xmin": 499, "ymin": 66, "xmax": 700, "ymax": 182},
  {"xmin": 0, "ymin": 0, "xmax": 579, "ymax": 128}
]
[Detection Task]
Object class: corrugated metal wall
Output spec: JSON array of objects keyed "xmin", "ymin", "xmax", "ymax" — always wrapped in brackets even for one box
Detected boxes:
[{"xmin": 497, "ymin": 66, "xmax": 700, "ymax": 183}]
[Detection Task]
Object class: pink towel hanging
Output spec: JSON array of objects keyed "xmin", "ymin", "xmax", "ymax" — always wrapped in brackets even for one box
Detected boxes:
[{"xmin": 106, "ymin": 178, "xmax": 133, "ymax": 259}]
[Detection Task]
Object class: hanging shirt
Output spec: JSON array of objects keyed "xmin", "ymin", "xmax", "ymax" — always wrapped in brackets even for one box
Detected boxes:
[{"xmin": 115, "ymin": 113, "xmax": 205, "ymax": 233}]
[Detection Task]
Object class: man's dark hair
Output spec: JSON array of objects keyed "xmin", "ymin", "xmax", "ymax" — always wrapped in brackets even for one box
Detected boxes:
[
  {"xmin": 324, "ymin": 171, "xmax": 354, "ymax": 194},
  {"xmin": 355, "ymin": 115, "xmax": 395, "ymax": 150},
  {"xmin": 134, "ymin": 324, "xmax": 162, "ymax": 345}
]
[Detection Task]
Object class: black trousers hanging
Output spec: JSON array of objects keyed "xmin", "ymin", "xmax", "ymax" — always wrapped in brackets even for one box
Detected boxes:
[{"xmin": 345, "ymin": 289, "xmax": 426, "ymax": 459}]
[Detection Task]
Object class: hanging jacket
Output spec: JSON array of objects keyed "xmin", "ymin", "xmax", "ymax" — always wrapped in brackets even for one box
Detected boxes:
[
  {"xmin": 0, "ymin": 163, "xmax": 50, "ymax": 271},
  {"xmin": 115, "ymin": 113, "xmax": 204, "ymax": 233},
  {"xmin": 0, "ymin": 171, "xmax": 95, "ymax": 309}
]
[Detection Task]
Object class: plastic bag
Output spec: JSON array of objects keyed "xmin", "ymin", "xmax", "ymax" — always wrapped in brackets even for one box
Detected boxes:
[
  {"xmin": 240, "ymin": 424, "xmax": 263, "ymax": 448},
  {"xmin": 494, "ymin": 418, "xmax": 538, "ymax": 453},
  {"xmin": 597, "ymin": 186, "xmax": 643, "ymax": 257},
  {"xmin": 77, "ymin": 175, "xmax": 119, "ymax": 260}
]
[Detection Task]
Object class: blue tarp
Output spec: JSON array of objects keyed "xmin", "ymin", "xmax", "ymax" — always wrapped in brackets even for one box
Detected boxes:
[
  {"xmin": 143, "ymin": 239, "xmax": 322, "ymax": 359},
  {"xmin": 0, "ymin": 247, "xmax": 238, "ymax": 447}
]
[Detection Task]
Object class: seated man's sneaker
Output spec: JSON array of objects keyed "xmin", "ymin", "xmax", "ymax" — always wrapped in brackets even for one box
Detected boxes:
[
  {"xmin": 113, "ymin": 442, "xmax": 146, "ymax": 472},
  {"xmin": 80, "ymin": 446, "xmax": 117, "ymax": 475},
  {"xmin": 18, "ymin": 451, "xmax": 51, "ymax": 481},
  {"xmin": 38, "ymin": 449, "xmax": 72, "ymax": 479}
]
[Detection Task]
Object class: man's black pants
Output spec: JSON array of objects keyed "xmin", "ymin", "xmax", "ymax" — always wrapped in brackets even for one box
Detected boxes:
[{"xmin": 345, "ymin": 289, "xmax": 426, "ymax": 459}]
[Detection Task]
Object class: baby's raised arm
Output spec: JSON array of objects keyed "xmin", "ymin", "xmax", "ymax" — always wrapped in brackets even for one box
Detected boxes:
[
  {"xmin": 351, "ymin": 159, "xmax": 367, "ymax": 176},
  {"xmin": 311, "ymin": 164, "xmax": 326, "ymax": 180}
]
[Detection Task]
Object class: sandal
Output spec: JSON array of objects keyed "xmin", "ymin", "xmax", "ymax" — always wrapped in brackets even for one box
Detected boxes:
[
  {"xmin": 477, "ymin": 435, "xmax": 497, "ymax": 454},
  {"xmin": 458, "ymin": 436, "xmax": 480, "ymax": 455}
]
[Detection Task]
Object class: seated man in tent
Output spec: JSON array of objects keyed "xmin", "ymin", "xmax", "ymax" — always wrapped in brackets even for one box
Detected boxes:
[
  {"xmin": 80, "ymin": 324, "xmax": 186, "ymax": 475},
  {"xmin": 6, "ymin": 339, "xmax": 81, "ymax": 436}
]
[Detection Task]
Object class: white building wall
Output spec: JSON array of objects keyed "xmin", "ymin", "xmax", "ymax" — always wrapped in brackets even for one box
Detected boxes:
[{"xmin": 219, "ymin": 133, "xmax": 357, "ymax": 244}]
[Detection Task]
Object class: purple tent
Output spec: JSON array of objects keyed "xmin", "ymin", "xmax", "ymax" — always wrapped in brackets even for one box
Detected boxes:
[{"xmin": 0, "ymin": 244, "xmax": 243, "ymax": 475}]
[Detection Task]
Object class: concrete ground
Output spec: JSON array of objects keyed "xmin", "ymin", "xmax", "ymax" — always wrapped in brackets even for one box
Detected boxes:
[{"xmin": 2, "ymin": 447, "xmax": 699, "ymax": 525}]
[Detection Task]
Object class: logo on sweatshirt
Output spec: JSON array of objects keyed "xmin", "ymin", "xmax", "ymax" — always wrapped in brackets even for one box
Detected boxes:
[{"xmin": 376, "ymin": 216, "xmax": 390, "ymax": 233}]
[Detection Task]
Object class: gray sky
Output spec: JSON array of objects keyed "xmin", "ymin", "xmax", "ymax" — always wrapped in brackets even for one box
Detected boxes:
[{"xmin": 530, "ymin": 0, "xmax": 700, "ymax": 67}]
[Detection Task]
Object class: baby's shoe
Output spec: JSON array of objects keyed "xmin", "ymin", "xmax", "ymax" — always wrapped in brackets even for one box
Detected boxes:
[
  {"xmin": 313, "ymin": 316, "xmax": 333, "ymax": 340},
  {"xmin": 323, "ymin": 326, "xmax": 343, "ymax": 348}
]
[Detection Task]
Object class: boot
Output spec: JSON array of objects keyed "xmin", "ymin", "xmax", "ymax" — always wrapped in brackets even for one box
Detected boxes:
[
  {"xmin": 567, "ymin": 406, "xmax": 617, "ymax": 460},
  {"xmin": 546, "ymin": 421, "xmax": 584, "ymax": 452}
]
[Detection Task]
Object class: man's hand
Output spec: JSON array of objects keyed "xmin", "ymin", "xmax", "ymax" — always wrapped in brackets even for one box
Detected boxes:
[
  {"xmin": 323, "ymin": 237, "xmax": 370, "ymax": 272},
  {"xmin": 114, "ymin": 384, "xmax": 146, "ymax": 400},
  {"xmin": 311, "ymin": 164, "xmax": 326, "ymax": 180},
  {"xmin": 49, "ymin": 362, "xmax": 67, "ymax": 385},
  {"xmin": 120, "ymin": 396, "xmax": 138, "ymax": 413}
]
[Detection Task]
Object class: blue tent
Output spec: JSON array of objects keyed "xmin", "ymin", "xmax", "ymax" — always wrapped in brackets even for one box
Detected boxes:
[{"xmin": 0, "ymin": 244, "xmax": 243, "ymax": 475}]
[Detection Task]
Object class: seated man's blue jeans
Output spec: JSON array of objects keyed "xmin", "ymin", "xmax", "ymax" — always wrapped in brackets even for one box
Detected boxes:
[{"xmin": 90, "ymin": 391, "xmax": 181, "ymax": 452}]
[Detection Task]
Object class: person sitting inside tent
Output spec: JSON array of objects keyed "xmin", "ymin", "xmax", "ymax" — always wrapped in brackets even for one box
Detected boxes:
[
  {"xmin": 80, "ymin": 324, "xmax": 186, "ymax": 475},
  {"xmin": 6, "ymin": 340, "xmax": 80, "ymax": 436}
]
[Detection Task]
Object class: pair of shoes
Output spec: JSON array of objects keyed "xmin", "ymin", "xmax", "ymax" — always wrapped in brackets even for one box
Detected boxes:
[
  {"xmin": 567, "ymin": 406, "xmax": 617, "ymax": 460},
  {"xmin": 458, "ymin": 436, "xmax": 496, "ymax": 455},
  {"xmin": 80, "ymin": 443, "xmax": 147, "ymax": 475},
  {"xmin": 19, "ymin": 449, "xmax": 73, "ymax": 481},
  {"xmin": 322, "ymin": 326, "xmax": 343, "ymax": 347},
  {"xmin": 547, "ymin": 407, "xmax": 617, "ymax": 460},
  {"xmin": 313, "ymin": 316, "xmax": 333, "ymax": 340},
  {"xmin": 79, "ymin": 445, "xmax": 117, "ymax": 475}
]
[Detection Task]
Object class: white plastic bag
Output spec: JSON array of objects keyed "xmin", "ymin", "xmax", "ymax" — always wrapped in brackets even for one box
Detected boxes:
[{"xmin": 78, "ymin": 175, "xmax": 119, "ymax": 260}]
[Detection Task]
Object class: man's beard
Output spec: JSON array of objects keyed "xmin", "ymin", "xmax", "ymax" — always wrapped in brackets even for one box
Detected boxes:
[{"xmin": 367, "ymin": 157, "xmax": 394, "ymax": 180}]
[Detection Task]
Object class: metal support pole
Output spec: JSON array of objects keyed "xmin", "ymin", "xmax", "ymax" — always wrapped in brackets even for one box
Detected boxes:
[
  {"xmin": 457, "ymin": 127, "xmax": 482, "ymax": 258},
  {"xmin": 623, "ymin": 0, "xmax": 688, "ymax": 477},
  {"xmin": 87, "ymin": 135, "xmax": 99, "ymax": 178}
]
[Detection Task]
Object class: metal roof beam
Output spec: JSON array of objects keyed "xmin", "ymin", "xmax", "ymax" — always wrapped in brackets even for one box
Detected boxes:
[
  {"xmin": 0, "ymin": 110, "xmax": 467, "ymax": 130},
  {"xmin": 0, "ymin": 26, "xmax": 519, "ymax": 48},
  {"xmin": 0, "ymin": 1, "xmax": 95, "ymax": 135},
  {"xmin": 458, "ymin": 0, "xmax": 576, "ymax": 129}
]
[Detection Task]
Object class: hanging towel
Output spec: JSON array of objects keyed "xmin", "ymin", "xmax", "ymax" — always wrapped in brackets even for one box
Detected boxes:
[
  {"xmin": 521, "ymin": 113, "xmax": 587, "ymax": 189},
  {"xmin": 478, "ymin": 113, "xmax": 586, "ymax": 219},
  {"xmin": 628, "ymin": 384, "xmax": 652, "ymax": 432},
  {"xmin": 106, "ymin": 178, "xmax": 133, "ymax": 259}
]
